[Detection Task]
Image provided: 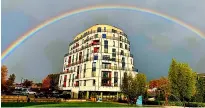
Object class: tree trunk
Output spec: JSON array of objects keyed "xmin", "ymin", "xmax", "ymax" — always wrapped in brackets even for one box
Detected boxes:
[{"xmin": 165, "ymin": 93, "xmax": 168, "ymax": 106}]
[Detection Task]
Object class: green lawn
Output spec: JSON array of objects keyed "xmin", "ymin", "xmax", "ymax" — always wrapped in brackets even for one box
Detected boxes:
[{"xmin": 1, "ymin": 102, "xmax": 133, "ymax": 107}]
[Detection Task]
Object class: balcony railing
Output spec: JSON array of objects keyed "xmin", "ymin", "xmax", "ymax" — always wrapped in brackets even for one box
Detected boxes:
[
  {"xmin": 101, "ymin": 83, "xmax": 111, "ymax": 86},
  {"xmin": 69, "ymin": 29, "xmax": 129, "ymax": 46}
]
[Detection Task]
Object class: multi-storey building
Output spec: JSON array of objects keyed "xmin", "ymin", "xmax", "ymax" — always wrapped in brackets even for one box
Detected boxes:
[{"xmin": 59, "ymin": 24, "xmax": 138, "ymax": 99}]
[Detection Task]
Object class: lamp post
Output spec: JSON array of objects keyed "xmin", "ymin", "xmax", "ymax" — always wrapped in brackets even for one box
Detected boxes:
[{"xmin": 21, "ymin": 77, "xmax": 24, "ymax": 88}]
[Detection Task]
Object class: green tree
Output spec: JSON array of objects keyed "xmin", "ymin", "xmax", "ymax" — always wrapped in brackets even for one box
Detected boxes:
[
  {"xmin": 121, "ymin": 72, "xmax": 147, "ymax": 104},
  {"xmin": 121, "ymin": 72, "xmax": 135, "ymax": 103},
  {"xmin": 7, "ymin": 74, "xmax": 16, "ymax": 87},
  {"xmin": 48, "ymin": 73, "xmax": 60, "ymax": 90},
  {"xmin": 194, "ymin": 76, "xmax": 205, "ymax": 102},
  {"xmin": 121, "ymin": 72, "xmax": 129, "ymax": 94},
  {"xmin": 168, "ymin": 58, "xmax": 178, "ymax": 96},
  {"xmin": 168, "ymin": 59, "xmax": 197, "ymax": 103},
  {"xmin": 135, "ymin": 73, "xmax": 147, "ymax": 96}
]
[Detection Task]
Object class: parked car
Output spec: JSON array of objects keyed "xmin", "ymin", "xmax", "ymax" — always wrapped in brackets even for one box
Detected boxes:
[
  {"xmin": 51, "ymin": 91, "xmax": 62, "ymax": 98},
  {"xmin": 12, "ymin": 90, "xmax": 22, "ymax": 95},
  {"xmin": 36, "ymin": 92, "xmax": 49, "ymax": 98},
  {"xmin": 22, "ymin": 88, "xmax": 36, "ymax": 95}
]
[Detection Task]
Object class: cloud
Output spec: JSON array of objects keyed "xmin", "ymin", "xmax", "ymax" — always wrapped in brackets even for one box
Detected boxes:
[
  {"xmin": 2, "ymin": 0, "xmax": 205, "ymax": 82},
  {"xmin": 195, "ymin": 56, "xmax": 205, "ymax": 73}
]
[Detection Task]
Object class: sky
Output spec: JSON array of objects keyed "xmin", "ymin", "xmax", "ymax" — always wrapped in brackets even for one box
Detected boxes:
[{"xmin": 2, "ymin": 0, "xmax": 205, "ymax": 83}]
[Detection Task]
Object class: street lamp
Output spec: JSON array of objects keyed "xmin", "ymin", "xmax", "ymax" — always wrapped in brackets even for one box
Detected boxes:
[{"xmin": 21, "ymin": 77, "xmax": 24, "ymax": 87}]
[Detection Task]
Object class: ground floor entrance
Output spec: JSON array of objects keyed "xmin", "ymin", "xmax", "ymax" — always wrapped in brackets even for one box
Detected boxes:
[{"xmin": 76, "ymin": 91, "xmax": 123, "ymax": 101}]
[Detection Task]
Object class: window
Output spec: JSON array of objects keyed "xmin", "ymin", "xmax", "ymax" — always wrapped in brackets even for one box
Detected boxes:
[
  {"xmin": 84, "ymin": 80, "xmax": 86, "ymax": 86},
  {"xmin": 103, "ymin": 55, "xmax": 110, "ymax": 60},
  {"xmin": 125, "ymin": 44, "xmax": 127, "ymax": 49},
  {"xmin": 122, "ymin": 57, "xmax": 125, "ymax": 70},
  {"xmin": 104, "ymin": 40, "xmax": 108, "ymax": 53},
  {"xmin": 87, "ymin": 49, "xmax": 89, "ymax": 59},
  {"xmin": 114, "ymin": 72, "xmax": 118, "ymax": 86},
  {"xmin": 84, "ymin": 64, "xmax": 86, "ymax": 72},
  {"xmin": 95, "ymin": 34, "xmax": 98, "ymax": 38},
  {"xmin": 76, "ymin": 53, "xmax": 78, "ymax": 62},
  {"xmin": 102, "ymin": 34, "xmax": 106, "ymax": 38},
  {"xmin": 113, "ymin": 41, "xmax": 115, "ymax": 47},
  {"xmin": 77, "ymin": 66, "xmax": 80, "ymax": 73},
  {"xmin": 97, "ymin": 27, "xmax": 101, "ymax": 32},
  {"xmin": 131, "ymin": 59, "xmax": 132, "ymax": 64},
  {"xmin": 92, "ymin": 62, "xmax": 96, "ymax": 72},
  {"xmin": 93, "ymin": 80, "xmax": 96, "ymax": 86},
  {"xmin": 72, "ymin": 55, "xmax": 74, "ymax": 63},
  {"xmin": 121, "ymin": 50, "xmax": 124, "ymax": 55},
  {"xmin": 120, "ymin": 43, "xmax": 123, "ymax": 48},
  {"xmin": 63, "ymin": 75, "xmax": 67, "ymax": 87},
  {"xmin": 120, "ymin": 36, "xmax": 122, "ymax": 41},
  {"xmin": 114, "ymin": 72, "xmax": 118, "ymax": 78},
  {"xmin": 114, "ymin": 64, "xmax": 117, "ymax": 69},
  {"xmin": 94, "ymin": 55, "xmax": 98, "ymax": 60},
  {"xmin": 104, "ymin": 40, "xmax": 108, "ymax": 45}
]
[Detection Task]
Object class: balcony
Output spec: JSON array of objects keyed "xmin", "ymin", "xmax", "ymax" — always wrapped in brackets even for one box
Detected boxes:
[
  {"xmin": 101, "ymin": 83, "xmax": 111, "ymax": 86},
  {"xmin": 69, "ymin": 29, "xmax": 129, "ymax": 46},
  {"xmin": 102, "ymin": 65, "xmax": 112, "ymax": 69},
  {"xmin": 92, "ymin": 40, "xmax": 100, "ymax": 45},
  {"xmin": 75, "ymin": 75, "xmax": 79, "ymax": 79}
]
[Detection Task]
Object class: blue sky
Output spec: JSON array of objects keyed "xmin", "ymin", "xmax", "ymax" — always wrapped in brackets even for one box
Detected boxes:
[{"xmin": 2, "ymin": 0, "xmax": 205, "ymax": 82}]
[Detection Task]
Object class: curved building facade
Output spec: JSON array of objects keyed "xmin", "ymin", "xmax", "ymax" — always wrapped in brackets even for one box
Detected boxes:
[{"xmin": 59, "ymin": 24, "xmax": 138, "ymax": 99}]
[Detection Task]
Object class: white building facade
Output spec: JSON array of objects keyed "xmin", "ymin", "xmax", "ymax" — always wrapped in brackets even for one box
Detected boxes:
[{"xmin": 59, "ymin": 24, "xmax": 138, "ymax": 99}]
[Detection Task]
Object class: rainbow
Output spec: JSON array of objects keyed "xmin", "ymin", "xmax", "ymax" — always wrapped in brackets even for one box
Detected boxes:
[{"xmin": 2, "ymin": 4, "xmax": 205, "ymax": 61}]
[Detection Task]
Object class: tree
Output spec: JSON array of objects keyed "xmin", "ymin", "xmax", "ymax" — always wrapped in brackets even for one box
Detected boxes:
[
  {"xmin": 168, "ymin": 58, "xmax": 178, "ymax": 96},
  {"xmin": 42, "ymin": 73, "xmax": 59, "ymax": 90},
  {"xmin": 121, "ymin": 72, "xmax": 147, "ymax": 104},
  {"xmin": 149, "ymin": 79, "xmax": 159, "ymax": 89},
  {"xmin": 7, "ymin": 74, "xmax": 16, "ymax": 87},
  {"xmin": 135, "ymin": 73, "xmax": 147, "ymax": 96},
  {"xmin": 121, "ymin": 72, "xmax": 136, "ymax": 103},
  {"xmin": 42, "ymin": 76, "xmax": 51, "ymax": 88},
  {"xmin": 48, "ymin": 74, "xmax": 60, "ymax": 90},
  {"xmin": 168, "ymin": 59, "xmax": 197, "ymax": 103},
  {"xmin": 194, "ymin": 76, "xmax": 205, "ymax": 102},
  {"xmin": 1, "ymin": 65, "xmax": 8, "ymax": 90},
  {"xmin": 22, "ymin": 79, "xmax": 33, "ymax": 87},
  {"xmin": 121, "ymin": 72, "xmax": 129, "ymax": 95},
  {"xmin": 36, "ymin": 83, "xmax": 42, "ymax": 88},
  {"xmin": 158, "ymin": 77, "xmax": 170, "ymax": 105}
]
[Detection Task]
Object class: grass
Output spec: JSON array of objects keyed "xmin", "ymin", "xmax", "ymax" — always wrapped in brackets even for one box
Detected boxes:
[{"xmin": 1, "ymin": 102, "xmax": 132, "ymax": 107}]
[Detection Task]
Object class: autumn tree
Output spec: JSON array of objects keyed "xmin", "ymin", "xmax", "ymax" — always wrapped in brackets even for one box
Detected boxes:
[
  {"xmin": 158, "ymin": 77, "xmax": 170, "ymax": 105},
  {"xmin": 149, "ymin": 79, "xmax": 159, "ymax": 89},
  {"xmin": 23, "ymin": 79, "xmax": 33, "ymax": 87},
  {"xmin": 168, "ymin": 58, "xmax": 197, "ymax": 103},
  {"xmin": 1, "ymin": 65, "xmax": 8, "ymax": 90},
  {"xmin": 7, "ymin": 74, "xmax": 16, "ymax": 87},
  {"xmin": 42, "ymin": 76, "xmax": 51, "ymax": 88}
]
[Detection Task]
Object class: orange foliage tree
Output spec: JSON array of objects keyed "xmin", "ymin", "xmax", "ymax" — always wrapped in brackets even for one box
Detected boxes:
[
  {"xmin": 1, "ymin": 65, "xmax": 8, "ymax": 90},
  {"xmin": 42, "ymin": 76, "xmax": 51, "ymax": 88},
  {"xmin": 149, "ymin": 77, "xmax": 170, "ymax": 105}
]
